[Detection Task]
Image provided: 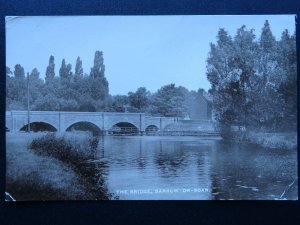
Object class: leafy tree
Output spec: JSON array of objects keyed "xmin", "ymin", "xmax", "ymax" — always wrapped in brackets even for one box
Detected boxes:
[
  {"xmin": 206, "ymin": 21, "xmax": 296, "ymax": 136},
  {"xmin": 34, "ymin": 93, "xmax": 61, "ymax": 111},
  {"xmin": 128, "ymin": 87, "xmax": 150, "ymax": 112},
  {"xmin": 206, "ymin": 28, "xmax": 238, "ymax": 133},
  {"xmin": 111, "ymin": 95, "xmax": 129, "ymax": 112},
  {"xmin": 151, "ymin": 84, "xmax": 189, "ymax": 117}
]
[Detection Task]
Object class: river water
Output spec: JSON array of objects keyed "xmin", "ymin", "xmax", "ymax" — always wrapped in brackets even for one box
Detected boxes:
[{"xmin": 96, "ymin": 136, "xmax": 298, "ymax": 200}]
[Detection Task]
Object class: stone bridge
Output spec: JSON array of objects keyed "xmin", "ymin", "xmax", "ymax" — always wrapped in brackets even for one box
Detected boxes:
[{"xmin": 5, "ymin": 111, "xmax": 180, "ymax": 134}]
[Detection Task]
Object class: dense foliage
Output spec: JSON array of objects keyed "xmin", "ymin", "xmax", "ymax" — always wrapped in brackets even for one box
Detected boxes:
[
  {"xmin": 206, "ymin": 21, "xmax": 296, "ymax": 135},
  {"xmin": 7, "ymin": 51, "xmax": 110, "ymax": 112},
  {"xmin": 6, "ymin": 51, "xmax": 209, "ymax": 118}
]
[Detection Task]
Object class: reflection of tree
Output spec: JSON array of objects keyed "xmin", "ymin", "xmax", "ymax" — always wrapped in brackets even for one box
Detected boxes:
[
  {"xmin": 193, "ymin": 146, "xmax": 213, "ymax": 199},
  {"xmin": 208, "ymin": 141, "xmax": 293, "ymax": 200},
  {"xmin": 154, "ymin": 141, "xmax": 188, "ymax": 178},
  {"xmin": 209, "ymin": 142, "xmax": 243, "ymax": 199}
]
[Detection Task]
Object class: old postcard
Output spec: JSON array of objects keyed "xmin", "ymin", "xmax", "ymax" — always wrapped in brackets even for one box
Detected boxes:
[{"xmin": 5, "ymin": 15, "xmax": 297, "ymax": 200}]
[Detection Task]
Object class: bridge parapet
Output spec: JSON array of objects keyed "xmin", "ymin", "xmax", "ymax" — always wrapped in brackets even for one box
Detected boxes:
[
  {"xmin": 6, "ymin": 111, "xmax": 215, "ymax": 134},
  {"xmin": 6, "ymin": 111, "xmax": 147, "ymax": 132}
]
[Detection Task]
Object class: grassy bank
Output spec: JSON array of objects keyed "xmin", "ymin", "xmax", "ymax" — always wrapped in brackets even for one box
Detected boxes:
[
  {"xmin": 247, "ymin": 132, "xmax": 297, "ymax": 150},
  {"xmin": 6, "ymin": 132, "xmax": 110, "ymax": 200},
  {"xmin": 231, "ymin": 131, "xmax": 297, "ymax": 150}
]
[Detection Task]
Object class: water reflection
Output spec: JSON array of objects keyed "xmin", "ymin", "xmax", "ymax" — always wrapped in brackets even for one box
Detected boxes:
[
  {"xmin": 155, "ymin": 141, "xmax": 189, "ymax": 179},
  {"xmin": 96, "ymin": 136, "xmax": 297, "ymax": 200}
]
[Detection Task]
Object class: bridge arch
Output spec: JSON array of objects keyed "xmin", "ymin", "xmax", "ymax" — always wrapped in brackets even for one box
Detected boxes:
[
  {"xmin": 20, "ymin": 122, "xmax": 57, "ymax": 132},
  {"xmin": 66, "ymin": 121, "xmax": 102, "ymax": 136},
  {"xmin": 109, "ymin": 122, "xmax": 139, "ymax": 135},
  {"xmin": 145, "ymin": 125, "xmax": 159, "ymax": 135}
]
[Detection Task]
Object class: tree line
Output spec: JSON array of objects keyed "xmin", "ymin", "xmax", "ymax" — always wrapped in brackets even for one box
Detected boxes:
[
  {"xmin": 206, "ymin": 20, "xmax": 297, "ymax": 135},
  {"xmin": 6, "ymin": 51, "xmax": 208, "ymax": 118}
]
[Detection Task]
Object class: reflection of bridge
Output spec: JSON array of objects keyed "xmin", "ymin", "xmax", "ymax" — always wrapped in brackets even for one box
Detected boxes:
[{"xmin": 5, "ymin": 111, "xmax": 217, "ymax": 135}]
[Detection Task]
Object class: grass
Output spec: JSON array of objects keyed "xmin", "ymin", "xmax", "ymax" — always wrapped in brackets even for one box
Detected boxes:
[{"xmin": 6, "ymin": 132, "xmax": 110, "ymax": 201}]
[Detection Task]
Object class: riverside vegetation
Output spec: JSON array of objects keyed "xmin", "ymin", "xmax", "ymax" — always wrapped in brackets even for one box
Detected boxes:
[{"xmin": 6, "ymin": 132, "xmax": 111, "ymax": 200}]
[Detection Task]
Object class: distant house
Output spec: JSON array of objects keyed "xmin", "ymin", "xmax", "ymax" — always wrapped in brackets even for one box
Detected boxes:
[{"xmin": 188, "ymin": 89, "xmax": 212, "ymax": 120}]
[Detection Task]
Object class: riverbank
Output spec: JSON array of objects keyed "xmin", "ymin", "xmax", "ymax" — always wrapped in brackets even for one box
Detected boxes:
[
  {"xmin": 6, "ymin": 132, "xmax": 110, "ymax": 200},
  {"xmin": 233, "ymin": 131, "xmax": 297, "ymax": 150}
]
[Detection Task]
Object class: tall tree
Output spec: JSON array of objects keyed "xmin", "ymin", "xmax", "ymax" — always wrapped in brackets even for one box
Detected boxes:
[
  {"xmin": 89, "ymin": 51, "xmax": 109, "ymax": 111},
  {"xmin": 257, "ymin": 20, "xmax": 284, "ymax": 130},
  {"xmin": 45, "ymin": 55, "xmax": 55, "ymax": 83},
  {"xmin": 207, "ymin": 28, "xmax": 237, "ymax": 135},
  {"xmin": 59, "ymin": 59, "xmax": 68, "ymax": 79},
  {"xmin": 232, "ymin": 25, "xmax": 259, "ymax": 127},
  {"xmin": 28, "ymin": 68, "xmax": 44, "ymax": 110},
  {"xmin": 74, "ymin": 56, "xmax": 83, "ymax": 80},
  {"xmin": 90, "ymin": 51, "xmax": 105, "ymax": 79},
  {"xmin": 260, "ymin": 20, "xmax": 276, "ymax": 53},
  {"xmin": 66, "ymin": 64, "xmax": 73, "ymax": 79}
]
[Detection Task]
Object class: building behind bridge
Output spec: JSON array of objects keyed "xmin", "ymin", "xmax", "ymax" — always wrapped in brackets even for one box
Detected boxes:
[{"xmin": 187, "ymin": 89, "xmax": 212, "ymax": 121}]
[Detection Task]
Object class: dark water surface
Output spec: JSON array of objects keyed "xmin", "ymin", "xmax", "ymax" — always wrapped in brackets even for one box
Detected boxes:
[{"xmin": 96, "ymin": 136, "xmax": 298, "ymax": 200}]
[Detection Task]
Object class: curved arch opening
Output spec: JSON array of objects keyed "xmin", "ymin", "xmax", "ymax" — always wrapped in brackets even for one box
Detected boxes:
[
  {"xmin": 110, "ymin": 122, "xmax": 139, "ymax": 135},
  {"xmin": 20, "ymin": 122, "xmax": 57, "ymax": 132},
  {"xmin": 145, "ymin": 125, "xmax": 159, "ymax": 135},
  {"xmin": 66, "ymin": 121, "xmax": 102, "ymax": 136}
]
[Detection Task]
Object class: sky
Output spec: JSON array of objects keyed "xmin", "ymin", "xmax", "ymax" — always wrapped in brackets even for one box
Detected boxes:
[{"xmin": 6, "ymin": 15, "xmax": 296, "ymax": 95}]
